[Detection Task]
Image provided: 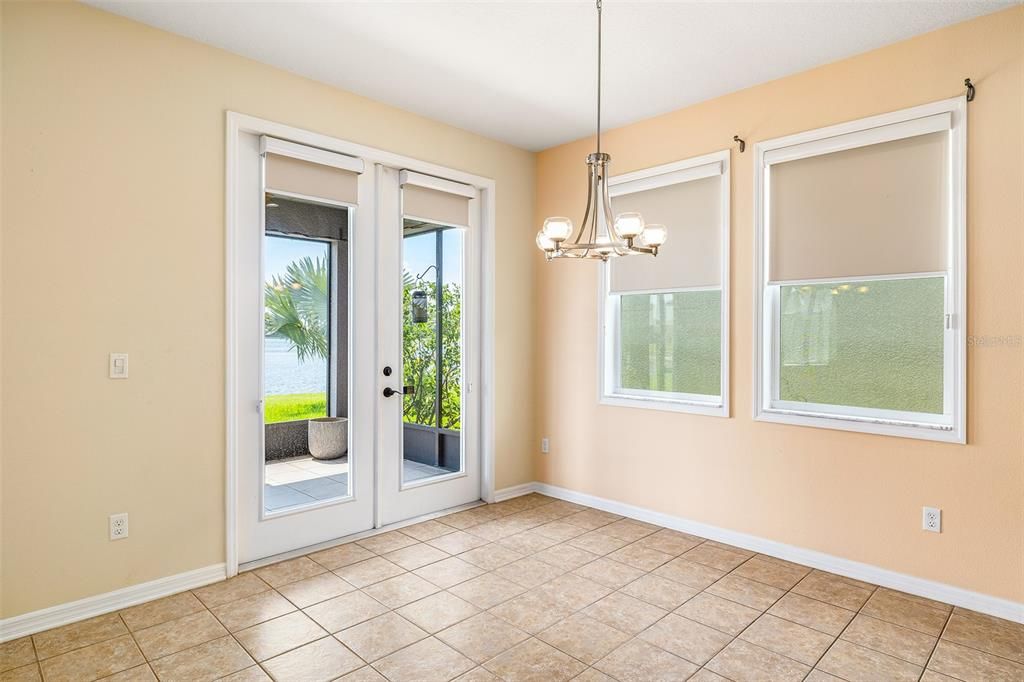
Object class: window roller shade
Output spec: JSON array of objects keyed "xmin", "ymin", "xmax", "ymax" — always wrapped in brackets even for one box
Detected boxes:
[
  {"xmin": 400, "ymin": 171, "xmax": 474, "ymax": 228},
  {"xmin": 265, "ymin": 153, "xmax": 359, "ymax": 206},
  {"xmin": 769, "ymin": 130, "xmax": 949, "ymax": 283},
  {"xmin": 610, "ymin": 174, "xmax": 722, "ymax": 293}
]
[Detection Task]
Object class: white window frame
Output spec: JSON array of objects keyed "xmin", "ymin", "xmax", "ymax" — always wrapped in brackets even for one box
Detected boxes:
[
  {"xmin": 753, "ymin": 97, "xmax": 966, "ymax": 443},
  {"xmin": 598, "ymin": 150, "xmax": 730, "ymax": 417}
]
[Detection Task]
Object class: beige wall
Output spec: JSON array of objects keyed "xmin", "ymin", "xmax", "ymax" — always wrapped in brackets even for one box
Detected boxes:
[
  {"xmin": 0, "ymin": 2, "xmax": 535, "ymax": 617},
  {"xmin": 535, "ymin": 7, "xmax": 1023, "ymax": 602}
]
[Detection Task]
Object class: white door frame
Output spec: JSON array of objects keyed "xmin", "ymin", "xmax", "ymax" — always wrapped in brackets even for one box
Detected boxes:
[{"xmin": 225, "ymin": 111, "xmax": 497, "ymax": 576}]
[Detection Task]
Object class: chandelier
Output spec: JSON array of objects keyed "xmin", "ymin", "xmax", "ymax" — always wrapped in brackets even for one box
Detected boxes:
[{"xmin": 536, "ymin": 0, "xmax": 666, "ymax": 261}]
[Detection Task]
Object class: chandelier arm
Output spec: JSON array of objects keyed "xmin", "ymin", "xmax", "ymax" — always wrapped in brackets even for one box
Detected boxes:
[{"xmin": 571, "ymin": 160, "xmax": 595, "ymax": 248}]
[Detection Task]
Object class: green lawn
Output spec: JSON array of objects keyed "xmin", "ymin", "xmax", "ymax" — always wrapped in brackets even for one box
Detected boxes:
[{"xmin": 265, "ymin": 393, "xmax": 327, "ymax": 424}]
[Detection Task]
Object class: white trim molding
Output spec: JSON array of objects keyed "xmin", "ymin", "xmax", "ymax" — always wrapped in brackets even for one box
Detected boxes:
[
  {"xmin": 0, "ymin": 564, "xmax": 227, "ymax": 643},
  {"xmin": 494, "ymin": 483, "xmax": 1024, "ymax": 625}
]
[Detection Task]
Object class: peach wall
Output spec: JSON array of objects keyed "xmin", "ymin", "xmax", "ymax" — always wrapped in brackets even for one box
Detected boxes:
[
  {"xmin": 534, "ymin": 7, "xmax": 1023, "ymax": 601},
  {"xmin": 1, "ymin": 2, "xmax": 535, "ymax": 618}
]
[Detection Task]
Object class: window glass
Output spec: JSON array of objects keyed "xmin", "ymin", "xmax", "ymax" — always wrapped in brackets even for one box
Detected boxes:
[
  {"xmin": 618, "ymin": 289, "xmax": 721, "ymax": 397},
  {"xmin": 778, "ymin": 277, "xmax": 944, "ymax": 414}
]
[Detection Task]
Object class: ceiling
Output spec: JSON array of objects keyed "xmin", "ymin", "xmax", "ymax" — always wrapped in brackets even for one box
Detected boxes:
[{"xmin": 86, "ymin": 0, "xmax": 1012, "ymax": 151}]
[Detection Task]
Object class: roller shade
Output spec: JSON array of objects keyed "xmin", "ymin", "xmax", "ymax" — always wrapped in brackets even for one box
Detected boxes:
[
  {"xmin": 401, "ymin": 170, "xmax": 474, "ymax": 228},
  {"xmin": 265, "ymin": 153, "xmax": 358, "ymax": 206},
  {"xmin": 609, "ymin": 173, "xmax": 722, "ymax": 293},
  {"xmin": 769, "ymin": 130, "xmax": 949, "ymax": 283}
]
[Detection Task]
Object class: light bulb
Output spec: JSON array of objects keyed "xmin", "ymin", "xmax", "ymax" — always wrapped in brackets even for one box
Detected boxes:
[
  {"xmin": 614, "ymin": 212, "xmax": 644, "ymax": 239},
  {"xmin": 640, "ymin": 224, "xmax": 667, "ymax": 247},
  {"xmin": 536, "ymin": 230, "xmax": 555, "ymax": 251},
  {"xmin": 542, "ymin": 217, "xmax": 573, "ymax": 242}
]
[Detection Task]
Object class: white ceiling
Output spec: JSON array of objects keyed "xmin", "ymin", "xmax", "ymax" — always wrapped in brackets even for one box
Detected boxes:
[{"xmin": 86, "ymin": 0, "xmax": 1012, "ymax": 151}]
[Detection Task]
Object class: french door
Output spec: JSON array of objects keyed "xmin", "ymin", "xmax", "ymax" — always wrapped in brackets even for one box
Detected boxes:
[{"xmin": 231, "ymin": 125, "xmax": 481, "ymax": 565}]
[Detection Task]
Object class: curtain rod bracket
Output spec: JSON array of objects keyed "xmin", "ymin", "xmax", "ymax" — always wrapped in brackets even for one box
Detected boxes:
[
  {"xmin": 964, "ymin": 78, "xmax": 975, "ymax": 102},
  {"xmin": 733, "ymin": 135, "xmax": 746, "ymax": 153}
]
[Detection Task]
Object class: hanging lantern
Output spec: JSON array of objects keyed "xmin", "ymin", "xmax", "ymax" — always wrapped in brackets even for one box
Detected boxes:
[{"xmin": 410, "ymin": 289, "xmax": 430, "ymax": 323}]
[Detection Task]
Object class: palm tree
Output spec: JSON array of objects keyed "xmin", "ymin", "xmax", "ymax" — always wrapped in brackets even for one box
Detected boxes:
[{"xmin": 265, "ymin": 256, "xmax": 329, "ymax": 361}]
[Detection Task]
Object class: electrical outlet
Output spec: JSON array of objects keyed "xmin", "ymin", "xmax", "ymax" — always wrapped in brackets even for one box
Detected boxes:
[
  {"xmin": 922, "ymin": 507, "xmax": 941, "ymax": 533},
  {"xmin": 109, "ymin": 513, "xmax": 128, "ymax": 540},
  {"xmin": 541, "ymin": 437, "xmax": 550, "ymax": 454},
  {"xmin": 109, "ymin": 353, "xmax": 129, "ymax": 379}
]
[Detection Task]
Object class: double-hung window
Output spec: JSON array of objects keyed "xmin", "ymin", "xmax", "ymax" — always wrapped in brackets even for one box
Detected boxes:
[
  {"xmin": 600, "ymin": 151, "xmax": 730, "ymax": 416},
  {"xmin": 754, "ymin": 98, "xmax": 966, "ymax": 442}
]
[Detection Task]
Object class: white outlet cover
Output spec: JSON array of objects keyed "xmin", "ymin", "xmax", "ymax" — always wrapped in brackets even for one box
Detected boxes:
[
  {"xmin": 109, "ymin": 353, "xmax": 129, "ymax": 379},
  {"xmin": 110, "ymin": 513, "xmax": 129, "ymax": 540},
  {"xmin": 541, "ymin": 438, "xmax": 550, "ymax": 454},
  {"xmin": 922, "ymin": 506, "xmax": 941, "ymax": 533}
]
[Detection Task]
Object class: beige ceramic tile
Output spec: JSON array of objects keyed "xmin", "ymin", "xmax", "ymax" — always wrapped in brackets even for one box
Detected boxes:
[
  {"xmin": 705, "ymin": 575, "xmax": 784, "ymax": 611},
  {"xmin": 396, "ymin": 591, "xmax": 480, "ymax": 633},
  {"xmin": 494, "ymin": 557, "xmax": 564, "ymax": 588},
  {"xmin": 254, "ymin": 557, "xmax": 326, "ymax": 588},
  {"xmin": 234, "ymin": 611, "xmax": 327, "ymax": 662},
  {"xmin": 607, "ymin": 543, "xmax": 674, "ymax": 572},
  {"xmin": 687, "ymin": 668, "xmax": 730, "ymax": 682},
  {"xmin": 600, "ymin": 520, "xmax": 657, "ymax": 542},
  {"xmin": 0, "ymin": 638, "xmax": 36, "ymax": 673},
  {"xmin": 427, "ymin": 530, "xmax": 491, "ymax": 554},
  {"xmin": 38, "ymin": 635, "xmax": 144, "ymax": 682},
  {"xmin": 767, "ymin": 592, "xmax": 855, "ymax": 636},
  {"xmin": 791, "ymin": 571, "xmax": 873, "ymax": 611},
  {"xmin": 706, "ymin": 639, "xmax": 810, "ymax": 682},
  {"xmin": 567, "ymin": 530, "xmax": 631, "ymax": 556},
  {"xmin": 97, "ymin": 663, "xmax": 156, "ymax": 681},
  {"xmin": 803, "ymin": 670, "xmax": 844, "ymax": 682},
  {"xmin": 942, "ymin": 609, "xmax": 1024, "ymax": 663},
  {"xmin": 261, "ymin": 636, "xmax": 363, "ymax": 681},
  {"xmin": 638, "ymin": 614, "xmax": 732, "ymax": 666},
  {"xmin": 572, "ymin": 557, "xmax": 645, "ymax": 589},
  {"xmin": 675, "ymin": 592, "xmax": 760, "ymax": 636},
  {"xmin": 448, "ymin": 573, "xmax": 525, "ymax": 609},
  {"xmin": 362, "ymin": 572, "xmax": 440, "ymax": 609},
  {"xmin": 335, "ymin": 612, "xmax": 427, "ymax": 662},
  {"xmin": 333, "ymin": 557, "xmax": 406, "ymax": 588},
  {"xmin": 584, "ymin": 592, "xmax": 668, "ymax": 635},
  {"xmin": 302, "ymin": 590, "xmax": 389, "ymax": 633},
  {"xmin": 32, "ymin": 613, "xmax": 128, "ymax": 660},
  {"xmin": 133, "ymin": 610, "xmax": 227, "ymax": 660},
  {"xmin": 703, "ymin": 541, "xmax": 755, "ymax": 558},
  {"xmin": 534, "ymin": 521, "xmax": 590, "ymax": 542},
  {"xmin": 620, "ymin": 574, "xmax": 699, "ymax": 611},
  {"xmin": 595, "ymin": 638, "xmax": 698, "ymax": 681},
  {"xmin": 860, "ymin": 588, "xmax": 948, "ymax": 636},
  {"xmin": 537, "ymin": 614, "xmax": 631, "ymax": 665},
  {"xmin": 439, "ymin": 509, "xmax": 493, "ymax": 531},
  {"xmin": 653, "ymin": 557, "xmax": 726, "ymax": 591},
  {"xmin": 413, "ymin": 556, "xmax": 486, "ymax": 589},
  {"xmin": 919, "ymin": 671, "xmax": 960, "ymax": 682},
  {"xmin": 496, "ymin": 530, "xmax": 560, "ymax": 555},
  {"xmin": 681, "ymin": 544, "xmax": 750, "ymax": 572},
  {"xmin": 308, "ymin": 543, "xmax": 375, "ymax": 570},
  {"xmin": 876, "ymin": 587, "xmax": 952, "ymax": 614},
  {"xmin": 453, "ymin": 667, "xmax": 499, "ymax": 681},
  {"xmin": 148, "ymin": 635, "xmax": 253, "ymax": 682},
  {"xmin": 218, "ymin": 665, "xmax": 273, "ymax": 681},
  {"xmin": 401, "ymin": 520, "xmax": 458, "ymax": 542},
  {"xmin": 484, "ymin": 638, "xmax": 587, "ymax": 682},
  {"xmin": 928, "ymin": 640, "xmax": 1024, "ymax": 681},
  {"xmin": 381, "ymin": 543, "xmax": 450, "ymax": 571},
  {"xmin": 489, "ymin": 590, "xmax": 575, "ymax": 634},
  {"xmin": 465, "ymin": 518, "xmax": 530, "ymax": 542},
  {"xmin": 738, "ymin": 614, "xmax": 835, "ymax": 666},
  {"xmin": 729, "ymin": 556, "xmax": 810, "ymax": 591},
  {"xmin": 534, "ymin": 544, "xmax": 601, "ymax": 571},
  {"xmin": 534, "ymin": 573, "xmax": 613, "ymax": 612},
  {"xmin": 437, "ymin": 612, "xmax": 531, "ymax": 663},
  {"xmin": 562, "ymin": 509, "xmax": 623, "ymax": 531},
  {"xmin": 120, "ymin": 592, "xmax": 205, "ymax": 632},
  {"xmin": 356, "ymin": 530, "xmax": 418, "ymax": 555},
  {"xmin": 276, "ymin": 571, "xmax": 355, "ymax": 608},
  {"xmin": 192, "ymin": 574, "xmax": 271, "ymax": 609},
  {"xmin": 572, "ymin": 668, "xmax": 616, "ymax": 682},
  {"xmin": 634, "ymin": 529, "xmax": 703, "ymax": 556},
  {"xmin": 841, "ymin": 613, "xmax": 937, "ymax": 665},
  {"xmin": 457, "ymin": 544, "xmax": 524, "ymax": 571},
  {"xmin": 373, "ymin": 637, "xmax": 476, "ymax": 682},
  {"xmin": 337, "ymin": 666, "xmax": 387, "ymax": 681},
  {"xmin": 0, "ymin": 663, "xmax": 41, "ymax": 682},
  {"xmin": 817, "ymin": 640, "xmax": 922, "ymax": 682},
  {"xmin": 210, "ymin": 589, "xmax": 296, "ymax": 632}
]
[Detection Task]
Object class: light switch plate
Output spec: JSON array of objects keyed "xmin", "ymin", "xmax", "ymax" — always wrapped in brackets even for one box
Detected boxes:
[{"xmin": 109, "ymin": 353, "xmax": 129, "ymax": 379}]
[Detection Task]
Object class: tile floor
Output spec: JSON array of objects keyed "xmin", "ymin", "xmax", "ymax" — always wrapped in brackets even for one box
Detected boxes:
[
  {"xmin": 264, "ymin": 457, "xmax": 454, "ymax": 513},
  {"xmin": 4, "ymin": 494, "xmax": 1022, "ymax": 681}
]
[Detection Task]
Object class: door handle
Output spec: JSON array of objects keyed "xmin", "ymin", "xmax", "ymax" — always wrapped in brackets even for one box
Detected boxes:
[{"xmin": 383, "ymin": 385, "xmax": 415, "ymax": 398}]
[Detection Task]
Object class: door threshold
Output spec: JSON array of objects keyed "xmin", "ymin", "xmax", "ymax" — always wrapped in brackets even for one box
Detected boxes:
[{"xmin": 238, "ymin": 499, "xmax": 487, "ymax": 572}]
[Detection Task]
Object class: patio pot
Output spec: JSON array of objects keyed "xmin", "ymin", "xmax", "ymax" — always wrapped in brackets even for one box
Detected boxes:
[{"xmin": 308, "ymin": 417, "xmax": 348, "ymax": 460}]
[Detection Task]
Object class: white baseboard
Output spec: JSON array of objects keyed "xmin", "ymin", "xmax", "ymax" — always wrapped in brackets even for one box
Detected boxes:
[
  {"xmin": 0, "ymin": 564, "xmax": 227, "ymax": 643},
  {"xmin": 496, "ymin": 482, "xmax": 1024, "ymax": 625}
]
